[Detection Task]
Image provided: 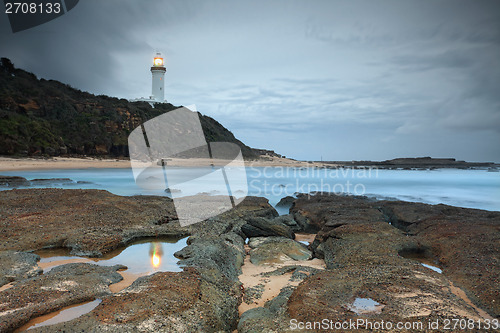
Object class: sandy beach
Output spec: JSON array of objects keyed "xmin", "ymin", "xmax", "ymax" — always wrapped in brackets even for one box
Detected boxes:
[{"xmin": 0, "ymin": 156, "xmax": 332, "ymax": 172}]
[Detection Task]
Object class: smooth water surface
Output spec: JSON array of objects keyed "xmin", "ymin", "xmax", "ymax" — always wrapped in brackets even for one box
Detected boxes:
[
  {"xmin": 348, "ymin": 298, "xmax": 384, "ymax": 314},
  {"xmin": 1, "ymin": 167, "xmax": 499, "ymax": 211},
  {"xmin": 16, "ymin": 299, "xmax": 102, "ymax": 331},
  {"xmin": 37, "ymin": 237, "xmax": 188, "ymax": 274}
]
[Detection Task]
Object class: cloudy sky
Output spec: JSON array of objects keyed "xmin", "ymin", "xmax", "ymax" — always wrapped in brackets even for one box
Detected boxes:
[{"xmin": 1, "ymin": 0, "xmax": 499, "ymax": 162}]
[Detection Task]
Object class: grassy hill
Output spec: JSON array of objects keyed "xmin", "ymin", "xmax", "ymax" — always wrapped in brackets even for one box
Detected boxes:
[{"xmin": 0, "ymin": 58, "xmax": 257, "ymax": 159}]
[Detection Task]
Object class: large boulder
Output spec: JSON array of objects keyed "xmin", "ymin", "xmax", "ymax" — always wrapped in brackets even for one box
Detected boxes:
[
  {"xmin": 175, "ymin": 232, "xmax": 245, "ymax": 282},
  {"xmin": 0, "ymin": 176, "xmax": 30, "ymax": 187},
  {"xmin": 241, "ymin": 217, "xmax": 295, "ymax": 239},
  {"xmin": 272, "ymin": 214, "xmax": 302, "ymax": 232},
  {"xmin": 276, "ymin": 195, "xmax": 295, "ymax": 207},
  {"xmin": 249, "ymin": 237, "xmax": 312, "ymax": 265}
]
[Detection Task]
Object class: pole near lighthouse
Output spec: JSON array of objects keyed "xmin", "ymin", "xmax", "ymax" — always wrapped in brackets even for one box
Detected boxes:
[{"xmin": 151, "ymin": 52, "xmax": 166, "ymax": 102}]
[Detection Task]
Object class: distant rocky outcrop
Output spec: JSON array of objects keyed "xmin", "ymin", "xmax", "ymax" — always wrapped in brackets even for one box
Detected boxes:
[
  {"xmin": 0, "ymin": 58, "xmax": 257, "ymax": 159},
  {"xmin": 0, "ymin": 175, "xmax": 93, "ymax": 189},
  {"xmin": 326, "ymin": 156, "xmax": 496, "ymax": 169}
]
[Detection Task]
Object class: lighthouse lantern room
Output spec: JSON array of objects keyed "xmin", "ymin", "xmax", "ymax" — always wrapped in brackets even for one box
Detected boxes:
[{"xmin": 151, "ymin": 52, "xmax": 166, "ymax": 102}]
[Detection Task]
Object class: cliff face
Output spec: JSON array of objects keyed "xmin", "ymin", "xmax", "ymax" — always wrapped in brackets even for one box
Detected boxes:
[{"xmin": 0, "ymin": 58, "xmax": 256, "ymax": 159}]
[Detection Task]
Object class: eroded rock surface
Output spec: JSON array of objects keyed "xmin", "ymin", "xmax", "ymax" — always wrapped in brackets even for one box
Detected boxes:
[
  {"xmin": 289, "ymin": 193, "xmax": 500, "ymax": 324},
  {"xmin": 249, "ymin": 237, "xmax": 312, "ymax": 265},
  {"xmin": 0, "ymin": 188, "xmax": 186, "ymax": 256},
  {"xmin": 241, "ymin": 216, "xmax": 294, "ymax": 239},
  {"xmin": 0, "ymin": 189, "xmax": 279, "ymax": 332},
  {"xmin": 0, "ymin": 263, "xmax": 123, "ymax": 332},
  {"xmin": 381, "ymin": 200, "xmax": 500, "ymax": 319},
  {"xmin": 0, "ymin": 251, "xmax": 41, "ymax": 287},
  {"xmin": 28, "ymin": 268, "xmax": 241, "ymax": 333},
  {"xmin": 2, "ymin": 189, "xmax": 498, "ymax": 332}
]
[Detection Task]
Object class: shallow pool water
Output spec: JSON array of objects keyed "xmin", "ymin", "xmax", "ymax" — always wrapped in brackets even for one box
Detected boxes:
[
  {"xmin": 37, "ymin": 236, "xmax": 188, "ymax": 275},
  {"xmin": 348, "ymin": 298, "xmax": 384, "ymax": 314},
  {"xmin": 399, "ymin": 251, "xmax": 443, "ymax": 274},
  {"xmin": 421, "ymin": 263, "xmax": 443, "ymax": 274},
  {"xmin": 15, "ymin": 299, "xmax": 102, "ymax": 331},
  {"xmin": 14, "ymin": 237, "xmax": 189, "ymax": 331}
]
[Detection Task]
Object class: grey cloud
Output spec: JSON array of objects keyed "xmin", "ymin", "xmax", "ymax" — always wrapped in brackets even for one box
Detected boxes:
[
  {"xmin": 1, "ymin": 0, "xmax": 499, "ymax": 161},
  {"xmin": 390, "ymin": 49, "xmax": 476, "ymax": 72}
]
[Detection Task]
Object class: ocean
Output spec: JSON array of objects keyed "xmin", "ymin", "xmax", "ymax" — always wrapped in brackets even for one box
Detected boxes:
[{"xmin": 1, "ymin": 167, "xmax": 499, "ymax": 213}]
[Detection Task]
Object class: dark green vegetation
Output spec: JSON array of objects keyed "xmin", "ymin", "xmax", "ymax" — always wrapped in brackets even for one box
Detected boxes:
[{"xmin": 0, "ymin": 58, "xmax": 257, "ymax": 158}]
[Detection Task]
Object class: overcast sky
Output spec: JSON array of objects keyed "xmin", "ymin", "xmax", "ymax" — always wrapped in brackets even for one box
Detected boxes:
[{"xmin": 1, "ymin": 0, "xmax": 499, "ymax": 162}]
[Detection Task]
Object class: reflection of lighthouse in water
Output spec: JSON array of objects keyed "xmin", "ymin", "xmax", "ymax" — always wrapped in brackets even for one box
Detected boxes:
[{"xmin": 149, "ymin": 242, "xmax": 163, "ymax": 269}]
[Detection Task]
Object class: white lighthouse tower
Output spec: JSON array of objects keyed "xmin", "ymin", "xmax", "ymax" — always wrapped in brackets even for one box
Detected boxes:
[
  {"xmin": 129, "ymin": 51, "xmax": 167, "ymax": 106},
  {"xmin": 151, "ymin": 52, "xmax": 166, "ymax": 102}
]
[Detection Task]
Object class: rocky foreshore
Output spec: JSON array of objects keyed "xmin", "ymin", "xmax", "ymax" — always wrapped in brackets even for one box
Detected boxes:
[
  {"xmin": 0, "ymin": 188, "xmax": 498, "ymax": 332},
  {"xmin": 285, "ymin": 194, "xmax": 499, "ymax": 331}
]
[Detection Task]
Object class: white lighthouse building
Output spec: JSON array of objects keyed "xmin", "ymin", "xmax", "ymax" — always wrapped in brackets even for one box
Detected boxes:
[
  {"xmin": 151, "ymin": 52, "xmax": 166, "ymax": 102},
  {"xmin": 130, "ymin": 52, "xmax": 167, "ymax": 106}
]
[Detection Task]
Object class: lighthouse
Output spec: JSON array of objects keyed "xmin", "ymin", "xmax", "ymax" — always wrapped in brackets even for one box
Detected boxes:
[
  {"xmin": 151, "ymin": 52, "xmax": 166, "ymax": 102},
  {"xmin": 129, "ymin": 51, "xmax": 167, "ymax": 106}
]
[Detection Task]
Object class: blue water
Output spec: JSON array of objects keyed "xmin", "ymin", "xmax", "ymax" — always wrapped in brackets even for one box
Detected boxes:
[{"xmin": 1, "ymin": 167, "xmax": 499, "ymax": 212}]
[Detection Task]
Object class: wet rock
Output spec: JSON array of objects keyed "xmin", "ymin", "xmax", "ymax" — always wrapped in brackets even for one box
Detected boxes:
[
  {"xmin": 249, "ymin": 237, "xmax": 312, "ymax": 265},
  {"xmin": 187, "ymin": 195, "xmax": 279, "ymax": 240},
  {"xmin": 272, "ymin": 214, "xmax": 302, "ymax": 232},
  {"xmin": 0, "ymin": 263, "xmax": 124, "ymax": 332},
  {"xmin": 276, "ymin": 195, "xmax": 295, "ymax": 207},
  {"xmin": 238, "ymin": 307, "xmax": 275, "ymax": 333},
  {"xmin": 0, "ymin": 175, "xmax": 30, "ymax": 187},
  {"xmin": 261, "ymin": 265, "xmax": 321, "ymax": 282},
  {"xmin": 0, "ymin": 190, "xmax": 280, "ymax": 332},
  {"xmin": 242, "ymin": 284, "xmax": 265, "ymax": 304},
  {"xmin": 175, "ymin": 233, "xmax": 245, "ymax": 283},
  {"xmin": 30, "ymin": 178, "xmax": 75, "ymax": 185},
  {"xmin": 285, "ymin": 219, "xmax": 488, "ymax": 330},
  {"xmin": 239, "ymin": 196, "xmax": 280, "ymax": 220},
  {"xmin": 164, "ymin": 187, "xmax": 181, "ymax": 194},
  {"xmin": 291, "ymin": 193, "xmax": 386, "ymax": 234},
  {"xmin": 287, "ymin": 264, "xmax": 486, "ymax": 332},
  {"xmin": 30, "ymin": 268, "xmax": 241, "ymax": 333},
  {"xmin": 0, "ymin": 251, "xmax": 41, "ymax": 287},
  {"xmin": 0, "ymin": 189, "xmax": 188, "ymax": 256},
  {"xmin": 286, "ymin": 193, "xmax": 500, "ymax": 323},
  {"xmin": 238, "ymin": 286, "xmax": 295, "ymax": 333},
  {"xmin": 76, "ymin": 180, "xmax": 93, "ymax": 184},
  {"xmin": 248, "ymin": 236, "xmax": 285, "ymax": 249},
  {"xmin": 382, "ymin": 200, "xmax": 500, "ymax": 317},
  {"xmin": 292, "ymin": 210, "xmax": 317, "ymax": 233},
  {"xmin": 241, "ymin": 217, "xmax": 295, "ymax": 239}
]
